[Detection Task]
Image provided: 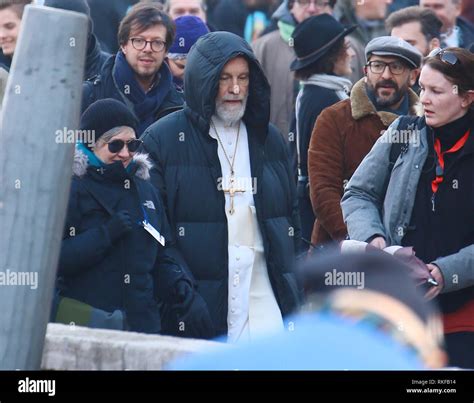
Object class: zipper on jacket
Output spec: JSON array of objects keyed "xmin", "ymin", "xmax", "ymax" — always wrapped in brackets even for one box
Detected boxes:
[{"xmin": 431, "ymin": 193, "xmax": 436, "ymax": 212}]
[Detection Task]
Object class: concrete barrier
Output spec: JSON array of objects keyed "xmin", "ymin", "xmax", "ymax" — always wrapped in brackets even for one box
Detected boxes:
[{"xmin": 41, "ymin": 324, "xmax": 227, "ymax": 370}]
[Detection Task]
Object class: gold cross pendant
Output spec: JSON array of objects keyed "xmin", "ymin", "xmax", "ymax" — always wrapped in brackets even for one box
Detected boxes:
[{"xmin": 223, "ymin": 177, "xmax": 245, "ymax": 215}]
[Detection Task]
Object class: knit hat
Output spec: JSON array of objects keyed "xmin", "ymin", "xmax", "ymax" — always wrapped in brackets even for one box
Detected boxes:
[
  {"xmin": 168, "ymin": 15, "xmax": 209, "ymax": 58},
  {"xmin": 80, "ymin": 99, "xmax": 139, "ymax": 148}
]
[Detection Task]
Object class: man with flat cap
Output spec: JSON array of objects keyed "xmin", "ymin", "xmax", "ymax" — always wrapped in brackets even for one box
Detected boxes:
[{"xmin": 307, "ymin": 36, "xmax": 422, "ymax": 248}]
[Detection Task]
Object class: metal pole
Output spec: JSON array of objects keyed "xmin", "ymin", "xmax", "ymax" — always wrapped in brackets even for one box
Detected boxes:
[{"xmin": 0, "ymin": 5, "xmax": 87, "ymax": 369}]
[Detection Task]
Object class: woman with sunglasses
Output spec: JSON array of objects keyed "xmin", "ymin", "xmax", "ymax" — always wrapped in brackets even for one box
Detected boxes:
[
  {"xmin": 53, "ymin": 99, "xmax": 214, "ymax": 338},
  {"xmin": 341, "ymin": 47, "xmax": 474, "ymax": 368}
]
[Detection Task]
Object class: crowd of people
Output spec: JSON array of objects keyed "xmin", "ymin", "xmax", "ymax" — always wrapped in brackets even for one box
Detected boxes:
[{"xmin": 0, "ymin": 0, "xmax": 473, "ymax": 369}]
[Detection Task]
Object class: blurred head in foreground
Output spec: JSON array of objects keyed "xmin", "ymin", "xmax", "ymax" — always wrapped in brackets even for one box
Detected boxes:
[{"xmin": 170, "ymin": 250, "xmax": 447, "ymax": 370}]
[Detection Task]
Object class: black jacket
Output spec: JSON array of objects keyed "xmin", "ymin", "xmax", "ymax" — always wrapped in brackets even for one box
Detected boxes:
[
  {"xmin": 57, "ymin": 148, "xmax": 190, "ymax": 334},
  {"xmin": 82, "ymin": 55, "xmax": 184, "ymax": 133},
  {"xmin": 289, "ymin": 84, "xmax": 343, "ymax": 243},
  {"xmin": 85, "ymin": 34, "xmax": 110, "ymax": 80},
  {"xmin": 458, "ymin": 17, "xmax": 474, "ymax": 49},
  {"xmin": 87, "ymin": 0, "xmax": 138, "ymax": 54},
  {"xmin": 141, "ymin": 32, "xmax": 302, "ymax": 337},
  {"xmin": 0, "ymin": 50, "xmax": 11, "ymax": 70}
]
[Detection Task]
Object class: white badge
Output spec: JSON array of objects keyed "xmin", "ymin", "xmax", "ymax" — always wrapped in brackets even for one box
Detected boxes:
[{"xmin": 142, "ymin": 221, "xmax": 165, "ymax": 246}]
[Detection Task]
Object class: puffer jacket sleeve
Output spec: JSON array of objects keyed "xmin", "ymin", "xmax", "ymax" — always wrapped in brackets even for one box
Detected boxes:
[
  {"xmin": 152, "ymin": 192, "xmax": 195, "ymax": 301},
  {"xmin": 57, "ymin": 180, "xmax": 114, "ymax": 276},
  {"xmin": 308, "ymin": 106, "xmax": 348, "ymax": 241},
  {"xmin": 81, "ymin": 80, "xmax": 96, "ymax": 113},
  {"xmin": 341, "ymin": 118, "xmax": 402, "ymax": 243}
]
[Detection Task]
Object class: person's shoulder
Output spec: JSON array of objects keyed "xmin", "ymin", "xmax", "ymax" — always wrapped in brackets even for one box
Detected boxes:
[
  {"xmin": 264, "ymin": 123, "xmax": 289, "ymax": 156},
  {"xmin": 253, "ymin": 29, "xmax": 281, "ymax": 48},
  {"xmin": 303, "ymin": 86, "xmax": 341, "ymax": 104},
  {"xmin": 321, "ymin": 97, "xmax": 351, "ymax": 117},
  {"xmin": 142, "ymin": 109, "xmax": 188, "ymax": 142},
  {"xmin": 458, "ymin": 16, "xmax": 474, "ymax": 33}
]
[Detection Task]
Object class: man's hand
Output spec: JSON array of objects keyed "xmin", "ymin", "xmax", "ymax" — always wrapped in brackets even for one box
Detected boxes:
[
  {"xmin": 369, "ymin": 236, "xmax": 387, "ymax": 249},
  {"xmin": 424, "ymin": 263, "xmax": 444, "ymax": 300}
]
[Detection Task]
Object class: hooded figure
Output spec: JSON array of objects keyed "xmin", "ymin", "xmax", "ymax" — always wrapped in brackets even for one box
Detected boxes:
[{"xmin": 141, "ymin": 32, "xmax": 302, "ymax": 341}]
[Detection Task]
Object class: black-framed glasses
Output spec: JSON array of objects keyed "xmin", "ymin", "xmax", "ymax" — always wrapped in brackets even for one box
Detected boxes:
[
  {"xmin": 106, "ymin": 139, "xmax": 142, "ymax": 154},
  {"xmin": 427, "ymin": 48, "xmax": 459, "ymax": 66},
  {"xmin": 130, "ymin": 37, "xmax": 166, "ymax": 52},
  {"xmin": 366, "ymin": 60, "xmax": 406, "ymax": 75}
]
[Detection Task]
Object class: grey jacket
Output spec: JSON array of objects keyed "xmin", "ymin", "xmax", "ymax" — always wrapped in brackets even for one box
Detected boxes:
[{"xmin": 341, "ymin": 117, "xmax": 474, "ymax": 294}]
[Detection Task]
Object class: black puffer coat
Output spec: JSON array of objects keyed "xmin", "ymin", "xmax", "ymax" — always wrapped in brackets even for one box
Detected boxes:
[
  {"xmin": 57, "ymin": 147, "xmax": 189, "ymax": 334},
  {"xmin": 141, "ymin": 32, "xmax": 302, "ymax": 337}
]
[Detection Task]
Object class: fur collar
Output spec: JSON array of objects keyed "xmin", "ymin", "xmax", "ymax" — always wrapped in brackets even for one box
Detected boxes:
[
  {"xmin": 73, "ymin": 146, "xmax": 153, "ymax": 180},
  {"xmin": 350, "ymin": 78, "xmax": 421, "ymax": 127}
]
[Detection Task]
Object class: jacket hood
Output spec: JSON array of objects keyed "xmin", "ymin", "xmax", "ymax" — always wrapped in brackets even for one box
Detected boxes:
[
  {"xmin": 73, "ymin": 145, "xmax": 153, "ymax": 180},
  {"xmin": 350, "ymin": 78, "xmax": 421, "ymax": 127},
  {"xmin": 271, "ymin": 1, "xmax": 295, "ymax": 25},
  {"xmin": 184, "ymin": 31, "xmax": 270, "ymax": 129}
]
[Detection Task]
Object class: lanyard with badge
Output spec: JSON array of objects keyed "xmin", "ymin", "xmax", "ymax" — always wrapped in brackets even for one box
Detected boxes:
[{"xmin": 140, "ymin": 206, "xmax": 165, "ymax": 246}]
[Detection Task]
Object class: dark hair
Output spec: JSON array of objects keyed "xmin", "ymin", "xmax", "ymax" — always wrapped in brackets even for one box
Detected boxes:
[
  {"xmin": 294, "ymin": 37, "xmax": 346, "ymax": 80},
  {"xmin": 423, "ymin": 47, "xmax": 474, "ymax": 95},
  {"xmin": 118, "ymin": 3, "xmax": 175, "ymax": 51},
  {"xmin": 385, "ymin": 6, "xmax": 442, "ymax": 43},
  {"xmin": 0, "ymin": 0, "xmax": 31, "ymax": 18}
]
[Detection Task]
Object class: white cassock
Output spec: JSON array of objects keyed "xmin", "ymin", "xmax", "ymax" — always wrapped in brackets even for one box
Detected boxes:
[{"xmin": 210, "ymin": 115, "xmax": 284, "ymax": 343}]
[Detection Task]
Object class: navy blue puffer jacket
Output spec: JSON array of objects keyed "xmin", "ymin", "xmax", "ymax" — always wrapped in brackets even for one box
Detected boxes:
[
  {"xmin": 141, "ymin": 32, "xmax": 302, "ymax": 337},
  {"xmin": 57, "ymin": 147, "xmax": 189, "ymax": 333}
]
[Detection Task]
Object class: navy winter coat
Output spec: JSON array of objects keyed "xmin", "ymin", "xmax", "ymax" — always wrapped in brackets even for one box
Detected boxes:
[
  {"xmin": 57, "ymin": 148, "xmax": 189, "ymax": 334},
  {"xmin": 141, "ymin": 32, "xmax": 302, "ymax": 337}
]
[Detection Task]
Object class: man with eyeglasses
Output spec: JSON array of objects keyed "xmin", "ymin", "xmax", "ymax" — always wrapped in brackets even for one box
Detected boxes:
[
  {"xmin": 307, "ymin": 36, "xmax": 421, "ymax": 247},
  {"xmin": 253, "ymin": 0, "xmax": 336, "ymax": 137},
  {"xmin": 82, "ymin": 3, "xmax": 184, "ymax": 135}
]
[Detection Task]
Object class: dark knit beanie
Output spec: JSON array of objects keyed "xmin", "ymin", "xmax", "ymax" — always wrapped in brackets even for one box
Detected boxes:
[
  {"xmin": 169, "ymin": 16, "xmax": 210, "ymax": 56},
  {"xmin": 80, "ymin": 99, "xmax": 139, "ymax": 148}
]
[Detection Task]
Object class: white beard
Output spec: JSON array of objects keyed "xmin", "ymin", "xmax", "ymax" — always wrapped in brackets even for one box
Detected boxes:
[{"xmin": 215, "ymin": 95, "xmax": 248, "ymax": 126}]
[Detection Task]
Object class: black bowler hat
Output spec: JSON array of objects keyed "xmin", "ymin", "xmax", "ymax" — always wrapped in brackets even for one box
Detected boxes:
[{"xmin": 290, "ymin": 14, "xmax": 357, "ymax": 72}]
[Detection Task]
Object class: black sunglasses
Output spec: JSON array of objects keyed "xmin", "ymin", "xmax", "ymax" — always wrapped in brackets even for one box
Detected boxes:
[
  {"xmin": 427, "ymin": 48, "xmax": 459, "ymax": 66},
  {"xmin": 106, "ymin": 139, "xmax": 142, "ymax": 154}
]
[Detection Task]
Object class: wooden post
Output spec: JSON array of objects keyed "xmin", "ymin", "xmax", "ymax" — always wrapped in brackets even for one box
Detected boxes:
[{"xmin": 0, "ymin": 5, "xmax": 87, "ymax": 370}]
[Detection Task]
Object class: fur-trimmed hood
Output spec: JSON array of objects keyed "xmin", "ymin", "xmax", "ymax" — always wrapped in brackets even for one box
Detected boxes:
[
  {"xmin": 350, "ymin": 78, "xmax": 421, "ymax": 127},
  {"xmin": 73, "ymin": 146, "xmax": 153, "ymax": 180}
]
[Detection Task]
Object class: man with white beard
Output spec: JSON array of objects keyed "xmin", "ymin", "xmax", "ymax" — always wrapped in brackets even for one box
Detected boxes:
[{"xmin": 141, "ymin": 31, "xmax": 301, "ymax": 342}]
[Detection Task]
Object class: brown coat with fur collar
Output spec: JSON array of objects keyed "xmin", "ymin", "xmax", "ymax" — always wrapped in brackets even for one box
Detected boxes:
[{"xmin": 308, "ymin": 78, "xmax": 420, "ymax": 246}]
